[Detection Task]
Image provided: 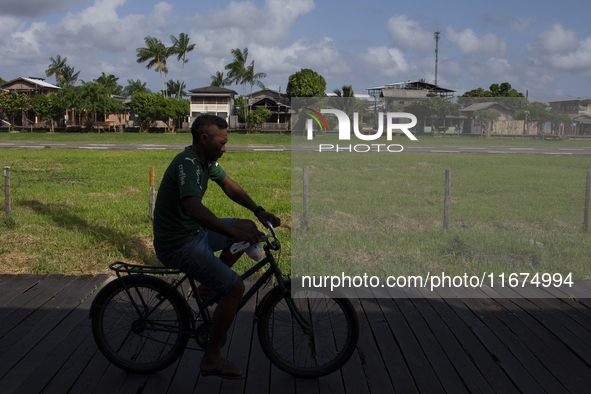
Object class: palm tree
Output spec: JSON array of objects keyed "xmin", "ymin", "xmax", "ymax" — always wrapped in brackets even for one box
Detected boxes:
[
  {"xmin": 211, "ymin": 71, "xmax": 227, "ymax": 87},
  {"xmin": 169, "ymin": 33, "xmax": 195, "ymax": 100},
  {"xmin": 167, "ymin": 80, "xmax": 187, "ymax": 99},
  {"xmin": 45, "ymin": 55, "xmax": 68, "ymax": 87},
  {"xmin": 224, "ymin": 47, "xmax": 249, "ymax": 96},
  {"xmin": 60, "ymin": 65, "xmax": 80, "ymax": 87},
  {"xmin": 123, "ymin": 79, "xmax": 151, "ymax": 98},
  {"xmin": 244, "ymin": 60, "xmax": 266, "ymax": 94},
  {"xmin": 96, "ymin": 72, "xmax": 123, "ymax": 95},
  {"xmin": 136, "ymin": 36, "xmax": 170, "ymax": 96},
  {"xmin": 333, "ymin": 85, "xmax": 354, "ymax": 97}
]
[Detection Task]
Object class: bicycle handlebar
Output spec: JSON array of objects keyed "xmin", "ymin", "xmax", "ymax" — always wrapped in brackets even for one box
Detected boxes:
[{"xmin": 264, "ymin": 221, "xmax": 280, "ymax": 250}]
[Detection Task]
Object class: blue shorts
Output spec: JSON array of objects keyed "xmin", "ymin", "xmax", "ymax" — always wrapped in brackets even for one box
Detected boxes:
[{"xmin": 155, "ymin": 218, "xmax": 239, "ymax": 294}]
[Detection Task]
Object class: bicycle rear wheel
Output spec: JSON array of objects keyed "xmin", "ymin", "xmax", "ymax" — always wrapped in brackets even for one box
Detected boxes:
[
  {"xmin": 257, "ymin": 280, "xmax": 359, "ymax": 378},
  {"xmin": 91, "ymin": 275, "xmax": 191, "ymax": 374}
]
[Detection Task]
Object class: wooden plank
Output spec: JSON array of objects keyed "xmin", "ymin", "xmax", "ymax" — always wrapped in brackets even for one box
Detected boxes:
[
  {"xmin": 0, "ymin": 275, "xmax": 102, "ymax": 375},
  {"xmin": 412, "ymin": 287, "xmax": 497, "ymax": 394},
  {"xmin": 477, "ymin": 284, "xmax": 591, "ymax": 393},
  {"xmin": 451, "ymin": 286, "xmax": 568, "ymax": 394},
  {"xmin": 363, "ymin": 297, "xmax": 422, "ymax": 394},
  {"xmin": 392, "ymin": 292, "xmax": 467, "ymax": 394},
  {"xmin": 244, "ymin": 280, "xmax": 272, "ymax": 394},
  {"xmin": 351, "ymin": 297, "xmax": 395, "ymax": 393},
  {"xmin": 427, "ymin": 287, "xmax": 520, "ymax": 394},
  {"xmin": 0, "ymin": 275, "xmax": 107, "ymax": 392},
  {"xmin": 0, "ymin": 274, "xmax": 45, "ymax": 306}
]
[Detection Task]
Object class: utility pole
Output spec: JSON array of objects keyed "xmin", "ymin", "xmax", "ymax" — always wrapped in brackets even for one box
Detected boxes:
[{"xmin": 434, "ymin": 31, "xmax": 440, "ymax": 86}]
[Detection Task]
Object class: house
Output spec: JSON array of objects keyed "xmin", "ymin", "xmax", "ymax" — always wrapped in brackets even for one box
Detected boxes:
[
  {"xmin": 548, "ymin": 98, "xmax": 591, "ymax": 135},
  {"xmin": 243, "ymin": 88, "xmax": 291, "ymax": 131},
  {"xmin": 187, "ymin": 86, "xmax": 238, "ymax": 126},
  {"xmin": 0, "ymin": 77, "xmax": 60, "ymax": 127},
  {"xmin": 366, "ymin": 80, "xmax": 456, "ymax": 110},
  {"xmin": 460, "ymin": 102, "xmax": 520, "ymax": 134}
]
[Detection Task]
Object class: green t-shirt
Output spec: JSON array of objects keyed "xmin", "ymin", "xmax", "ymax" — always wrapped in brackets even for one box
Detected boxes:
[{"xmin": 153, "ymin": 146, "xmax": 227, "ymax": 250}]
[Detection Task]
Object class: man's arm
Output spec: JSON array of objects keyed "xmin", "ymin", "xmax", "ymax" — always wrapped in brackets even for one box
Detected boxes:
[
  {"xmin": 218, "ymin": 175, "xmax": 281, "ymax": 228},
  {"xmin": 182, "ymin": 196, "xmax": 260, "ymax": 244}
]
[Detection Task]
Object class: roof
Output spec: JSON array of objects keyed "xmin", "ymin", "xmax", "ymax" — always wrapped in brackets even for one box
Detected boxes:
[
  {"xmin": 0, "ymin": 77, "xmax": 59, "ymax": 90},
  {"xmin": 188, "ymin": 86, "xmax": 238, "ymax": 95},
  {"xmin": 548, "ymin": 97, "xmax": 591, "ymax": 104},
  {"xmin": 461, "ymin": 102, "xmax": 514, "ymax": 113},
  {"xmin": 368, "ymin": 80, "xmax": 455, "ymax": 94}
]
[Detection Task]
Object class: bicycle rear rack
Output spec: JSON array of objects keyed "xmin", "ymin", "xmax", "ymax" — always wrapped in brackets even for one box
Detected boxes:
[{"xmin": 109, "ymin": 261, "xmax": 183, "ymax": 277}]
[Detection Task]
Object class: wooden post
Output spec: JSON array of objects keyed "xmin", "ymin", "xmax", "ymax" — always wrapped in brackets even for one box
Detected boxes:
[
  {"xmin": 303, "ymin": 167, "xmax": 309, "ymax": 227},
  {"xmin": 584, "ymin": 170, "xmax": 591, "ymax": 232},
  {"xmin": 4, "ymin": 167, "xmax": 10, "ymax": 217},
  {"xmin": 149, "ymin": 166, "xmax": 155, "ymax": 222},
  {"xmin": 443, "ymin": 169, "xmax": 451, "ymax": 229}
]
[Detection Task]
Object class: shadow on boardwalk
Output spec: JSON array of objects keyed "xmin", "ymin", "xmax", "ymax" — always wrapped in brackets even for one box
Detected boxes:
[{"xmin": 1, "ymin": 274, "xmax": 591, "ymax": 393}]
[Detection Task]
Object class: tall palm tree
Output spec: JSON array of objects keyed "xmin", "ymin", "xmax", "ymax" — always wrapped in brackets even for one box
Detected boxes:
[
  {"xmin": 170, "ymin": 33, "xmax": 195, "ymax": 100},
  {"xmin": 333, "ymin": 85, "xmax": 354, "ymax": 97},
  {"xmin": 244, "ymin": 60, "xmax": 266, "ymax": 94},
  {"xmin": 224, "ymin": 47, "xmax": 249, "ymax": 96},
  {"xmin": 136, "ymin": 36, "xmax": 170, "ymax": 96},
  {"xmin": 211, "ymin": 71, "xmax": 227, "ymax": 87},
  {"xmin": 45, "ymin": 55, "xmax": 68, "ymax": 87},
  {"xmin": 60, "ymin": 65, "xmax": 80, "ymax": 87},
  {"xmin": 123, "ymin": 79, "xmax": 151, "ymax": 98}
]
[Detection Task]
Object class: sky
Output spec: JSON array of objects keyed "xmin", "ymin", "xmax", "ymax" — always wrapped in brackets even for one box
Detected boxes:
[{"xmin": 1, "ymin": 0, "xmax": 590, "ymax": 98}]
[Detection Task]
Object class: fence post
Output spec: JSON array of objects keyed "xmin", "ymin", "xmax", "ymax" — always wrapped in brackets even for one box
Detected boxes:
[
  {"xmin": 4, "ymin": 167, "xmax": 10, "ymax": 217},
  {"xmin": 584, "ymin": 170, "xmax": 591, "ymax": 232},
  {"xmin": 443, "ymin": 169, "xmax": 451, "ymax": 229},
  {"xmin": 303, "ymin": 167, "xmax": 309, "ymax": 227},
  {"xmin": 149, "ymin": 166, "xmax": 155, "ymax": 222}
]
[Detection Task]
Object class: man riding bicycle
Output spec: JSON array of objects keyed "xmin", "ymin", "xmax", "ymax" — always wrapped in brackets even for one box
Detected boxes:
[{"xmin": 153, "ymin": 114, "xmax": 280, "ymax": 379}]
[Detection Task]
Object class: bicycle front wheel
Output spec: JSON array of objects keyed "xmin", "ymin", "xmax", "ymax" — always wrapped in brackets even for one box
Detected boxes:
[
  {"xmin": 91, "ymin": 275, "xmax": 191, "ymax": 374},
  {"xmin": 257, "ymin": 280, "xmax": 359, "ymax": 378}
]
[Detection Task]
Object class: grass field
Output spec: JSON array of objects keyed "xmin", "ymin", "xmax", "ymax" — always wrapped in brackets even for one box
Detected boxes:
[
  {"xmin": 291, "ymin": 151, "xmax": 591, "ymax": 281},
  {"xmin": 0, "ymin": 149, "xmax": 290, "ymax": 275},
  {"xmin": 1, "ymin": 138, "xmax": 590, "ymax": 282}
]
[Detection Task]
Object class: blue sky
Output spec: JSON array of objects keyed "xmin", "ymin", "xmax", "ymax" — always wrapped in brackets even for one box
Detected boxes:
[{"xmin": 1, "ymin": 0, "xmax": 590, "ymax": 97}]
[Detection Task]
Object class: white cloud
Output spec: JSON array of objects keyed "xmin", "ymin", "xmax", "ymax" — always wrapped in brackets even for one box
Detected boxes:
[
  {"xmin": 445, "ymin": 27, "xmax": 507, "ymax": 56},
  {"xmin": 386, "ymin": 15, "xmax": 433, "ymax": 50},
  {"xmin": 527, "ymin": 24, "xmax": 591, "ymax": 71},
  {"xmin": 357, "ymin": 46, "xmax": 410, "ymax": 79}
]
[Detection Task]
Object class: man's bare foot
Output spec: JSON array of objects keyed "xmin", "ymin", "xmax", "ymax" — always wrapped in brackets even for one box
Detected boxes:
[{"xmin": 201, "ymin": 359, "xmax": 243, "ymax": 379}]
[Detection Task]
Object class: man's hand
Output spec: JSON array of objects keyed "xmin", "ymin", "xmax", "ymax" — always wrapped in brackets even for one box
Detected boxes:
[
  {"xmin": 231, "ymin": 227, "xmax": 263, "ymax": 245},
  {"xmin": 256, "ymin": 211, "xmax": 280, "ymax": 228}
]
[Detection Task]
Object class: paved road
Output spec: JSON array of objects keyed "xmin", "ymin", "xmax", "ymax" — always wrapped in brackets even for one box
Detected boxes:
[{"xmin": 1, "ymin": 141, "xmax": 591, "ymax": 156}]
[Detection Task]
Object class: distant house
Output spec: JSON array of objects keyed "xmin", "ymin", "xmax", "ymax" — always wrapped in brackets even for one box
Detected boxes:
[
  {"xmin": 0, "ymin": 77, "xmax": 60, "ymax": 127},
  {"xmin": 243, "ymin": 88, "xmax": 291, "ymax": 131},
  {"xmin": 461, "ymin": 102, "xmax": 519, "ymax": 134},
  {"xmin": 187, "ymin": 86, "xmax": 238, "ymax": 125},
  {"xmin": 548, "ymin": 98, "xmax": 591, "ymax": 135},
  {"xmin": 366, "ymin": 80, "xmax": 456, "ymax": 110}
]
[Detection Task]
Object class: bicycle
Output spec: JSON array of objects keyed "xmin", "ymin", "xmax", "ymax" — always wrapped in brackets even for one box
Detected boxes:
[{"xmin": 90, "ymin": 223, "xmax": 359, "ymax": 378}]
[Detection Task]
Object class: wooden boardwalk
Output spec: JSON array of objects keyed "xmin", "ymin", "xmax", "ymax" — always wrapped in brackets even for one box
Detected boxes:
[{"xmin": 1, "ymin": 274, "xmax": 591, "ymax": 393}]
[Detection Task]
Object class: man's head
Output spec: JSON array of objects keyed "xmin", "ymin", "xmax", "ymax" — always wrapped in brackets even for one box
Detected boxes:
[{"xmin": 191, "ymin": 115, "xmax": 228, "ymax": 161}]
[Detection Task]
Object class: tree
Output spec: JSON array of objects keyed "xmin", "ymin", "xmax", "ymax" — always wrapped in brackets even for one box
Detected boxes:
[
  {"xmin": 130, "ymin": 92, "xmax": 159, "ymax": 132},
  {"xmin": 405, "ymin": 97, "xmax": 460, "ymax": 131},
  {"xmin": 460, "ymin": 82, "xmax": 526, "ymax": 109},
  {"xmin": 286, "ymin": 69, "xmax": 326, "ymax": 98},
  {"xmin": 169, "ymin": 33, "xmax": 195, "ymax": 100},
  {"xmin": 45, "ymin": 55, "xmax": 68, "ymax": 87},
  {"xmin": 61, "ymin": 65, "xmax": 80, "ymax": 87},
  {"xmin": 166, "ymin": 80, "xmax": 187, "ymax": 99},
  {"xmin": 246, "ymin": 107, "xmax": 272, "ymax": 132},
  {"xmin": 32, "ymin": 94, "xmax": 64, "ymax": 131},
  {"xmin": 472, "ymin": 109, "xmax": 501, "ymax": 135},
  {"xmin": 123, "ymin": 79, "xmax": 151, "ymax": 98},
  {"xmin": 211, "ymin": 71, "xmax": 228, "ymax": 87},
  {"xmin": 332, "ymin": 85, "xmax": 354, "ymax": 97},
  {"xmin": 244, "ymin": 60, "xmax": 266, "ymax": 94},
  {"xmin": 74, "ymin": 82, "xmax": 125, "ymax": 131},
  {"xmin": 137, "ymin": 36, "xmax": 170, "ymax": 96},
  {"xmin": 224, "ymin": 47, "xmax": 249, "ymax": 96},
  {"xmin": 96, "ymin": 72, "xmax": 123, "ymax": 95},
  {"xmin": 0, "ymin": 92, "xmax": 32, "ymax": 130}
]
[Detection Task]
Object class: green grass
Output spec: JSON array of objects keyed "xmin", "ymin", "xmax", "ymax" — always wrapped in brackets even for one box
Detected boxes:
[
  {"xmin": 0, "ymin": 150, "xmax": 291, "ymax": 275},
  {"xmin": 291, "ymin": 152, "xmax": 591, "ymax": 281}
]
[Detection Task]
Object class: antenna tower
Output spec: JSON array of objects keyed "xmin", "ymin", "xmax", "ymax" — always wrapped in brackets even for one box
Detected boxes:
[{"xmin": 434, "ymin": 31, "xmax": 440, "ymax": 86}]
